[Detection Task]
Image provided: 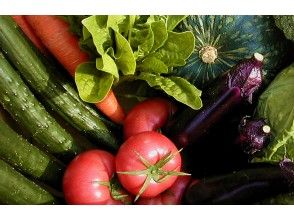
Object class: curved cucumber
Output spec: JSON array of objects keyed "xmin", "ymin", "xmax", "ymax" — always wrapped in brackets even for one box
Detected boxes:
[
  {"xmin": 0, "ymin": 51, "xmax": 82, "ymax": 159},
  {"xmin": 0, "ymin": 159, "xmax": 58, "ymax": 204},
  {"xmin": 0, "ymin": 117, "xmax": 65, "ymax": 188},
  {"xmin": 0, "ymin": 16, "xmax": 120, "ymax": 150}
]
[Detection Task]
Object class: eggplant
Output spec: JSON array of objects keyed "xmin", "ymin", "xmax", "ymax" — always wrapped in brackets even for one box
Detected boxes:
[
  {"xmin": 171, "ymin": 53, "xmax": 264, "ymax": 149},
  {"xmin": 279, "ymin": 158, "xmax": 294, "ymax": 183},
  {"xmin": 237, "ymin": 116, "xmax": 271, "ymax": 154},
  {"xmin": 184, "ymin": 164, "xmax": 291, "ymax": 204}
]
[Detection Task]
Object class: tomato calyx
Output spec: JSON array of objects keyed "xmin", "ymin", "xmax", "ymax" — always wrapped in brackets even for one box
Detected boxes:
[
  {"xmin": 117, "ymin": 148, "xmax": 190, "ymax": 201},
  {"xmin": 92, "ymin": 176, "xmax": 131, "ymax": 204}
]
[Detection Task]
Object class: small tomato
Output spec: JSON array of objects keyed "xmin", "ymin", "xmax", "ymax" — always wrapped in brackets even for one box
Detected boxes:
[
  {"xmin": 63, "ymin": 149, "xmax": 132, "ymax": 205},
  {"xmin": 124, "ymin": 98, "xmax": 176, "ymax": 140}
]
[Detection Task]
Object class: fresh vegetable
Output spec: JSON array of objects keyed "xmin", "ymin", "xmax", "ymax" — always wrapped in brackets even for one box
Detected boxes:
[
  {"xmin": 173, "ymin": 15, "xmax": 291, "ymax": 88},
  {"xmin": 63, "ymin": 149, "xmax": 132, "ymax": 205},
  {"xmin": 274, "ymin": 16, "xmax": 294, "ymax": 42},
  {"xmin": 25, "ymin": 15, "xmax": 89, "ymax": 77},
  {"xmin": 116, "ymin": 131, "xmax": 188, "ymax": 201},
  {"xmin": 259, "ymin": 192, "xmax": 294, "ymax": 205},
  {"xmin": 74, "ymin": 15, "xmax": 202, "ymax": 110},
  {"xmin": 0, "ymin": 117, "xmax": 65, "ymax": 187},
  {"xmin": 0, "ymin": 159, "xmax": 58, "ymax": 204},
  {"xmin": 124, "ymin": 98, "xmax": 176, "ymax": 140},
  {"xmin": 172, "ymin": 53, "xmax": 264, "ymax": 148},
  {"xmin": 0, "ymin": 51, "xmax": 83, "ymax": 159},
  {"xmin": 184, "ymin": 164, "xmax": 290, "ymax": 204},
  {"xmin": 237, "ymin": 117, "xmax": 271, "ymax": 155},
  {"xmin": 25, "ymin": 15, "xmax": 126, "ymax": 124},
  {"xmin": 113, "ymin": 80, "xmax": 160, "ymax": 113},
  {"xmin": 279, "ymin": 158, "xmax": 294, "ymax": 183},
  {"xmin": 254, "ymin": 64, "xmax": 294, "ymax": 163},
  {"xmin": 11, "ymin": 15, "xmax": 48, "ymax": 54},
  {"xmin": 136, "ymin": 175, "xmax": 191, "ymax": 205},
  {"xmin": 0, "ymin": 16, "xmax": 120, "ymax": 151}
]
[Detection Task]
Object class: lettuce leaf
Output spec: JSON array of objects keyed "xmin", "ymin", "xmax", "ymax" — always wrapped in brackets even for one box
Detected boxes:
[
  {"xmin": 74, "ymin": 15, "xmax": 201, "ymax": 109},
  {"xmin": 75, "ymin": 62, "xmax": 113, "ymax": 103},
  {"xmin": 136, "ymin": 72, "xmax": 202, "ymax": 110},
  {"xmin": 253, "ymin": 64, "xmax": 294, "ymax": 163}
]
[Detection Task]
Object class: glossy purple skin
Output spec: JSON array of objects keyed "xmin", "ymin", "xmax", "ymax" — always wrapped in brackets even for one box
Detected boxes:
[
  {"xmin": 173, "ymin": 87, "xmax": 242, "ymax": 148},
  {"xmin": 172, "ymin": 54, "xmax": 264, "ymax": 149},
  {"xmin": 279, "ymin": 158, "xmax": 294, "ymax": 183},
  {"xmin": 238, "ymin": 117, "xmax": 271, "ymax": 154},
  {"xmin": 226, "ymin": 55, "xmax": 263, "ymax": 103}
]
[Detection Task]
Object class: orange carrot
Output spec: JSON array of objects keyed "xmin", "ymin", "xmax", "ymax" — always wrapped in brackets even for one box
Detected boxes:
[
  {"xmin": 25, "ymin": 15, "xmax": 126, "ymax": 124},
  {"xmin": 12, "ymin": 15, "xmax": 48, "ymax": 54}
]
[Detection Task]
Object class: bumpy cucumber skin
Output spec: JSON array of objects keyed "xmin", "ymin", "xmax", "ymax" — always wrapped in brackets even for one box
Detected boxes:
[
  {"xmin": 0, "ymin": 16, "xmax": 120, "ymax": 150},
  {"xmin": 0, "ymin": 159, "xmax": 58, "ymax": 204},
  {"xmin": 0, "ymin": 52, "xmax": 82, "ymax": 159},
  {"xmin": 0, "ymin": 117, "xmax": 65, "ymax": 187}
]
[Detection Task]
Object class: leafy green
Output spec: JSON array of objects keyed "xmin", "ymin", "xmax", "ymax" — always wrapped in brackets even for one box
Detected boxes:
[
  {"xmin": 253, "ymin": 64, "xmax": 294, "ymax": 163},
  {"xmin": 258, "ymin": 192, "xmax": 294, "ymax": 204},
  {"xmin": 138, "ymin": 31, "xmax": 195, "ymax": 73},
  {"xmin": 274, "ymin": 16, "xmax": 294, "ymax": 42},
  {"xmin": 112, "ymin": 30, "xmax": 136, "ymax": 75},
  {"xmin": 114, "ymin": 80, "xmax": 159, "ymax": 113},
  {"xmin": 96, "ymin": 53, "xmax": 119, "ymax": 79},
  {"xmin": 74, "ymin": 15, "xmax": 201, "ymax": 109},
  {"xmin": 166, "ymin": 15, "xmax": 188, "ymax": 31},
  {"xmin": 75, "ymin": 62, "xmax": 113, "ymax": 103},
  {"xmin": 136, "ymin": 72, "xmax": 202, "ymax": 110}
]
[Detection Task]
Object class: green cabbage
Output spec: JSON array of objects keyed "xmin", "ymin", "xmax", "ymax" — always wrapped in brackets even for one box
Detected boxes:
[
  {"xmin": 254, "ymin": 63, "xmax": 294, "ymax": 163},
  {"xmin": 274, "ymin": 16, "xmax": 294, "ymax": 42}
]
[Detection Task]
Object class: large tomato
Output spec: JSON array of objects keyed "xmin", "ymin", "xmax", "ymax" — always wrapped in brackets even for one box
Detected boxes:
[
  {"xmin": 63, "ymin": 149, "xmax": 132, "ymax": 205},
  {"xmin": 124, "ymin": 98, "xmax": 176, "ymax": 140},
  {"xmin": 116, "ymin": 131, "xmax": 185, "ymax": 200}
]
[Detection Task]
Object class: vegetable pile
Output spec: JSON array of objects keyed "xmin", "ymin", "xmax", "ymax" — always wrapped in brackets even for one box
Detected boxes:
[{"xmin": 0, "ymin": 15, "xmax": 294, "ymax": 205}]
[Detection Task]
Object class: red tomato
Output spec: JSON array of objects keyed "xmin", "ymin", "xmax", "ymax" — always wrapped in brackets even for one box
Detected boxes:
[
  {"xmin": 124, "ymin": 98, "xmax": 176, "ymax": 140},
  {"xmin": 136, "ymin": 175, "xmax": 192, "ymax": 205},
  {"xmin": 63, "ymin": 149, "xmax": 131, "ymax": 205},
  {"xmin": 116, "ymin": 131, "xmax": 183, "ymax": 200}
]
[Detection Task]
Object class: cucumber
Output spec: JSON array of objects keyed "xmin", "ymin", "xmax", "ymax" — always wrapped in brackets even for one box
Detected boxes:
[
  {"xmin": 0, "ymin": 51, "xmax": 83, "ymax": 160},
  {"xmin": 0, "ymin": 117, "xmax": 65, "ymax": 188},
  {"xmin": 0, "ymin": 159, "xmax": 58, "ymax": 204},
  {"xmin": 0, "ymin": 16, "xmax": 120, "ymax": 150}
]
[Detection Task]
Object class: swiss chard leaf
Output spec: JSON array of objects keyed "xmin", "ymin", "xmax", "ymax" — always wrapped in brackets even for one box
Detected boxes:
[
  {"xmin": 75, "ymin": 62, "xmax": 113, "ymax": 103},
  {"xmin": 136, "ymin": 72, "xmax": 202, "ymax": 110}
]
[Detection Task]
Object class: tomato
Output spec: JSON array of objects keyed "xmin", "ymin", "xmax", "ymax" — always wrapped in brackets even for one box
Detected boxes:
[
  {"xmin": 116, "ymin": 131, "xmax": 184, "ymax": 200},
  {"xmin": 136, "ymin": 175, "xmax": 192, "ymax": 205},
  {"xmin": 63, "ymin": 149, "xmax": 132, "ymax": 205},
  {"xmin": 124, "ymin": 98, "xmax": 176, "ymax": 140}
]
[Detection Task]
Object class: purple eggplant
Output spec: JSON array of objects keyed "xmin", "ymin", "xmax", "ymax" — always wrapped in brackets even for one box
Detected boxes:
[
  {"xmin": 237, "ymin": 116, "xmax": 271, "ymax": 154},
  {"xmin": 172, "ymin": 53, "xmax": 264, "ymax": 148},
  {"xmin": 279, "ymin": 158, "xmax": 294, "ymax": 183},
  {"xmin": 184, "ymin": 164, "xmax": 291, "ymax": 204}
]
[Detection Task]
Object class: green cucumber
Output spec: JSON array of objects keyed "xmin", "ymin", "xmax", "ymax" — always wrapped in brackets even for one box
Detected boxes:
[
  {"xmin": 0, "ymin": 159, "xmax": 58, "ymax": 204},
  {"xmin": 0, "ymin": 16, "xmax": 120, "ymax": 150},
  {"xmin": 0, "ymin": 51, "xmax": 82, "ymax": 159},
  {"xmin": 0, "ymin": 117, "xmax": 65, "ymax": 188}
]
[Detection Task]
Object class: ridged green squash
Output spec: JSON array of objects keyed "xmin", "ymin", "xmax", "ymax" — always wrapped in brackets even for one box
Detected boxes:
[{"xmin": 173, "ymin": 15, "xmax": 291, "ymax": 88}]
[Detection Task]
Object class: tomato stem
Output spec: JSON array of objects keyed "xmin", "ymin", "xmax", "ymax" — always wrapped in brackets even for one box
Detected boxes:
[{"xmin": 117, "ymin": 148, "xmax": 189, "ymax": 202}]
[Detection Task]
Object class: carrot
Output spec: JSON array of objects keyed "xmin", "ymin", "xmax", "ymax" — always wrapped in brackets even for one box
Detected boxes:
[
  {"xmin": 25, "ymin": 15, "xmax": 126, "ymax": 124},
  {"xmin": 11, "ymin": 16, "xmax": 48, "ymax": 54}
]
